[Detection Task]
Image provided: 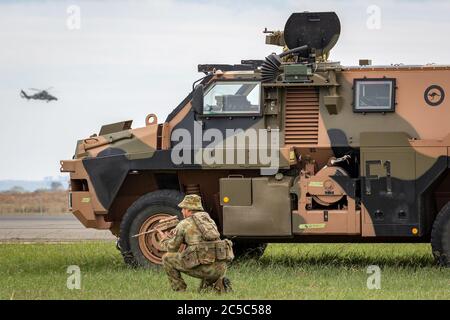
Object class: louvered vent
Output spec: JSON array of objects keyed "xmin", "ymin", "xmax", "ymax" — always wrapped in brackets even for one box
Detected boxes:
[
  {"xmin": 284, "ymin": 87, "xmax": 319, "ymax": 146},
  {"xmin": 184, "ymin": 184, "xmax": 201, "ymax": 195}
]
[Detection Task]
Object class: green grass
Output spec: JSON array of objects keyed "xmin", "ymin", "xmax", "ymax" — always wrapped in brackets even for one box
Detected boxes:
[{"xmin": 1, "ymin": 242, "xmax": 449, "ymax": 300}]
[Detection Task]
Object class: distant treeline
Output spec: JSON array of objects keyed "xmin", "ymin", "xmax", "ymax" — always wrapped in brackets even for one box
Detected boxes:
[
  {"xmin": 0, "ymin": 191, "xmax": 69, "ymax": 214},
  {"xmin": 0, "ymin": 178, "xmax": 69, "ymax": 192}
]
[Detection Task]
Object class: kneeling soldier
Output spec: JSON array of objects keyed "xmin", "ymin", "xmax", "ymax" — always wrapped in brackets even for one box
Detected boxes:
[{"xmin": 159, "ymin": 194, "xmax": 234, "ymax": 293}]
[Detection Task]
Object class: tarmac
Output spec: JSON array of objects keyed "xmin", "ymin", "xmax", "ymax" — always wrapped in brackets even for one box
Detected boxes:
[{"xmin": 0, "ymin": 215, "xmax": 116, "ymax": 242}]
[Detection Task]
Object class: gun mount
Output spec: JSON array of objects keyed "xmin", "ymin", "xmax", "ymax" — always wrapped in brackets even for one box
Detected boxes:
[{"xmin": 262, "ymin": 12, "xmax": 341, "ymax": 83}]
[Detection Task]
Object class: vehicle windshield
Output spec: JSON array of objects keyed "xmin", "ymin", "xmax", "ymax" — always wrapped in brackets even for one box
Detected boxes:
[{"xmin": 203, "ymin": 81, "xmax": 261, "ymax": 115}]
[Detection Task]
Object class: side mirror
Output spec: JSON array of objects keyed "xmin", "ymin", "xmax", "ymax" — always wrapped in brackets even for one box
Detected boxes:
[{"xmin": 192, "ymin": 84, "xmax": 204, "ymax": 115}]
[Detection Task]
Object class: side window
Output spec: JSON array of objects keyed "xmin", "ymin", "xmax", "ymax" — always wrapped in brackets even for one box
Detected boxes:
[
  {"xmin": 354, "ymin": 78, "xmax": 396, "ymax": 112},
  {"xmin": 203, "ymin": 82, "xmax": 261, "ymax": 115}
]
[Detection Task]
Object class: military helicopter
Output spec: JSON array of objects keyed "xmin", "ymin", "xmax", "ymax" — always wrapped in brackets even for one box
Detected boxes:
[{"xmin": 20, "ymin": 87, "xmax": 58, "ymax": 102}]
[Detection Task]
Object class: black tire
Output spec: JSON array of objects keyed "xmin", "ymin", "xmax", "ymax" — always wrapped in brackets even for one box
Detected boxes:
[
  {"xmin": 118, "ymin": 189, "xmax": 184, "ymax": 268},
  {"xmin": 431, "ymin": 202, "xmax": 450, "ymax": 267},
  {"xmin": 232, "ymin": 240, "xmax": 267, "ymax": 260}
]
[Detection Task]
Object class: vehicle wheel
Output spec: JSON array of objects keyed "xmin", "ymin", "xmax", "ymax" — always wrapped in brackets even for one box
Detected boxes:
[
  {"xmin": 431, "ymin": 202, "xmax": 450, "ymax": 267},
  {"xmin": 232, "ymin": 240, "xmax": 267, "ymax": 260},
  {"xmin": 119, "ymin": 189, "xmax": 184, "ymax": 268}
]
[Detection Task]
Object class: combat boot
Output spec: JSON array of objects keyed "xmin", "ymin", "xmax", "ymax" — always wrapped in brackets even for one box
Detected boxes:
[
  {"xmin": 198, "ymin": 279, "xmax": 214, "ymax": 293},
  {"xmin": 213, "ymin": 277, "xmax": 232, "ymax": 294},
  {"xmin": 223, "ymin": 277, "xmax": 232, "ymax": 293}
]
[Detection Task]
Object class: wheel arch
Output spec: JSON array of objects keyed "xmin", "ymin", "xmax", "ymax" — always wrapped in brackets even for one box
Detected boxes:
[
  {"xmin": 106, "ymin": 171, "xmax": 180, "ymax": 235},
  {"xmin": 420, "ymin": 168, "xmax": 450, "ymax": 237}
]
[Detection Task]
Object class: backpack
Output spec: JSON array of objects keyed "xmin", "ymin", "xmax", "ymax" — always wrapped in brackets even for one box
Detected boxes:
[
  {"xmin": 191, "ymin": 211, "xmax": 221, "ymax": 241},
  {"xmin": 180, "ymin": 212, "xmax": 233, "ymax": 268}
]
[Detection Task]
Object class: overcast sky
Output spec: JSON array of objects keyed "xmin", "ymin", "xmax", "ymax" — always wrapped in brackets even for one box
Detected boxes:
[{"xmin": 0, "ymin": 0, "xmax": 449, "ymax": 180}]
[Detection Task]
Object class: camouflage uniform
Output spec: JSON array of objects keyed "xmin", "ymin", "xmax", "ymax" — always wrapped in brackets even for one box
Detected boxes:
[{"xmin": 161, "ymin": 195, "xmax": 230, "ymax": 292}]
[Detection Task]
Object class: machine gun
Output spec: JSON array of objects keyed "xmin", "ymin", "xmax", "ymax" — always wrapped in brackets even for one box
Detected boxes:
[{"xmin": 132, "ymin": 216, "xmax": 180, "ymax": 238}]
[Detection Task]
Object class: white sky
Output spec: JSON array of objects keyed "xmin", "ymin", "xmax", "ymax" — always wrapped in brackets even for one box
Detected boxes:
[{"xmin": 0, "ymin": 0, "xmax": 449, "ymax": 180}]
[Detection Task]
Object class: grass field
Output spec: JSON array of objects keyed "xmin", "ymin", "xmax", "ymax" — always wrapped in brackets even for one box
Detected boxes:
[
  {"xmin": 0, "ymin": 191, "xmax": 68, "ymax": 215},
  {"xmin": 1, "ymin": 242, "xmax": 449, "ymax": 300}
]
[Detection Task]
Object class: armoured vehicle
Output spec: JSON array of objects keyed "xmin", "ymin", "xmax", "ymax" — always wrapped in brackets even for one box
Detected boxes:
[{"xmin": 61, "ymin": 12, "xmax": 450, "ymax": 268}]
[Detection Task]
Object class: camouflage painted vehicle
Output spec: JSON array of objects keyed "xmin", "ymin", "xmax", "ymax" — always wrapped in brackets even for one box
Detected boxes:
[{"xmin": 61, "ymin": 12, "xmax": 450, "ymax": 268}]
